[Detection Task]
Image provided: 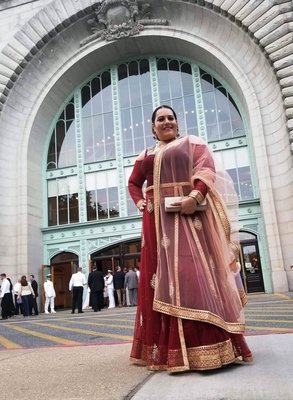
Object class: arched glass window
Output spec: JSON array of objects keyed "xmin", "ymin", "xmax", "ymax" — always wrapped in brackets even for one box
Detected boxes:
[
  {"xmin": 201, "ymin": 71, "xmax": 244, "ymax": 141},
  {"xmin": 47, "ymin": 99, "xmax": 76, "ymax": 169},
  {"xmin": 81, "ymin": 70, "xmax": 115, "ymax": 163},
  {"xmin": 46, "ymin": 57, "xmax": 254, "ymax": 226},
  {"xmin": 118, "ymin": 59, "xmax": 153, "ymax": 156}
]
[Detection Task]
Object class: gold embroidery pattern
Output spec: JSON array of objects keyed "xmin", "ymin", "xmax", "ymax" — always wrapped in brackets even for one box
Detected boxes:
[
  {"xmin": 193, "ymin": 216, "xmax": 202, "ymax": 230},
  {"xmin": 130, "ymin": 339, "xmax": 237, "ymax": 372},
  {"xmin": 147, "ymin": 199, "xmax": 154, "ymax": 213},
  {"xmin": 145, "ymin": 181, "xmax": 190, "ymax": 193},
  {"xmin": 161, "ymin": 234, "xmax": 170, "ymax": 248},
  {"xmin": 141, "ymin": 233, "xmax": 145, "ymax": 248},
  {"xmin": 152, "ymin": 344, "xmax": 158, "ymax": 361},
  {"xmin": 150, "ymin": 273, "xmax": 156, "ymax": 290},
  {"xmin": 140, "ymin": 312, "xmax": 143, "ymax": 327},
  {"xmin": 168, "ymin": 339, "xmax": 236, "ymax": 372},
  {"xmin": 153, "ymin": 299, "xmax": 245, "ymax": 334}
]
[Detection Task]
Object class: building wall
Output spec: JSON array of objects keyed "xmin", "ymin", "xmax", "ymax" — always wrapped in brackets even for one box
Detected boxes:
[{"xmin": 0, "ymin": 0, "xmax": 293, "ymax": 291}]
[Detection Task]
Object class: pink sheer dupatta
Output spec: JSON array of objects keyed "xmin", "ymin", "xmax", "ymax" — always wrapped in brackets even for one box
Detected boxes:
[{"xmin": 152, "ymin": 136, "xmax": 246, "ymax": 334}]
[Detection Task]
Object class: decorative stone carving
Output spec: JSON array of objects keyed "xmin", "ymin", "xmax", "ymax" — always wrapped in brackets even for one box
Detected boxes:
[{"xmin": 80, "ymin": 0, "xmax": 168, "ymax": 46}]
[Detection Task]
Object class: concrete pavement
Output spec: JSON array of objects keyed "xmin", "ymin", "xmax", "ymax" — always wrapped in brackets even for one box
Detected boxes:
[
  {"xmin": 1, "ymin": 292, "xmax": 293, "ymax": 400},
  {"xmin": 0, "ymin": 333, "xmax": 292, "ymax": 399},
  {"xmin": 131, "ymin": 334, "xmax": 293, "ymax": 400}
]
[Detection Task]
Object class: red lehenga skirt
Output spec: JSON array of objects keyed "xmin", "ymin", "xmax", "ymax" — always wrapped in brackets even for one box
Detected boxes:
[{"xmin": 130, "ymin": 196, "xmax": 253, "ymax": 373}]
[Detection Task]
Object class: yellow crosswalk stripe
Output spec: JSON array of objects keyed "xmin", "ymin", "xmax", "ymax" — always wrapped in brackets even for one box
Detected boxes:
[
  {"xmin": 88, "ymin": 317, "xmax": 135, "ymax": 323},
  {"xmin": 246, "ymin": 318, "xmax": 293, "ymax": 324},
  {"xmin": 58, "ymin": 319, "xmax": 134, "ymax": 329},
  {"xmin": 0, "ymin": 334, "xmax": 22, "ymax": 349},
  {"xmin": 246, "ymin": 326, "xmax": 293, "ymax": 332},
  {"xmin": 245, "ymin": 313, "xmax": 293, "ymax": 322},
  {"xmin": 5, "ymin": 324, "xmax": 79, "ymax": 346},
  {"xmin": 273, "ymin": 293, "xmax": 293, "ymax": 301},
  {"xmin": 33, "ymin": 322, "xmax": 133, "ymax": 341},
  {"xmin": 246, "ymin": 308, "xmax": 293, "ymax": 311}
]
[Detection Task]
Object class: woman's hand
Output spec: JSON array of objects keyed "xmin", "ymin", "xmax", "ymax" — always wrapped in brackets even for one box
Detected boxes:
[
  {"xmin": 172, "ymin": 197, "xmax": 198, "ymax": 215},
  {"xmin": 136, "ymin": 199, "xmax": 146, "ymax": 211}
]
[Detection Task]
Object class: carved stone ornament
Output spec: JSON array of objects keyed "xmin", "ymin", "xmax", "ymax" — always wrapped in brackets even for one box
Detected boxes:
[{"xmin": 80, "ymin": 0, "xmax": 169, "ymax": 46}]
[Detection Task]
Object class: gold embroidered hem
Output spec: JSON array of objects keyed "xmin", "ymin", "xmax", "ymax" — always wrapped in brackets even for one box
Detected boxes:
[
  {"xmin": 130, "ymin": 339, "xmax": 237, "ymax": 373},
  {"xmin": 153, "ymin": 299, "xmax": 245, "ymax": 334}
]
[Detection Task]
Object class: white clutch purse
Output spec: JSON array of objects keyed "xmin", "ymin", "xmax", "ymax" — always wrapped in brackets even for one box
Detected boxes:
[{"xmin": 164, "ymin": 196, "xmax": 207, "ymax": 212}]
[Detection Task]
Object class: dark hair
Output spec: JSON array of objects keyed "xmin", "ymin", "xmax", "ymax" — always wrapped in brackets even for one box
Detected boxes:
[
  {"xmin": 30, "ymin": 274, "xmax": 34, "ymax": 279},
  {"xmin": 151, "ymin": 105, "xmax": 177, "ymax": 124},
  {"xmin": 20, "ymin": 276, "xmax": 28, "ymax": 286}
]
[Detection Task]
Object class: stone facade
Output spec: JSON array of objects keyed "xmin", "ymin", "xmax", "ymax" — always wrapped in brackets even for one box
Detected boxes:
[{"xmin": 0, "ymin": 0, "xmax": 293, "ymax": 292}]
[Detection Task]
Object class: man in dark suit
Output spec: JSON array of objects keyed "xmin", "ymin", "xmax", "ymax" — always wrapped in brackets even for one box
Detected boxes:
[
  {"xmin": 29, "ymin": 274, "xmax": 39, "ymax": 316},
  {"xmin": 87, "ymin": 266, "xmax": 105, "ymax": 312},
  {"xmin": 113, "ymin": 266, "xmax": 125, "ymax": 307}
]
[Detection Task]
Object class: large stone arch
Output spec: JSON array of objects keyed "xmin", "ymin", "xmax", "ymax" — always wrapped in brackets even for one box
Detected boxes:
[
  {"xmin": 0, "ymin": 0, "xmax": 292, "ymax": 141},
  {"xmin": 0, "ymin": 0, "xmax": 292, "ymax": 290}
]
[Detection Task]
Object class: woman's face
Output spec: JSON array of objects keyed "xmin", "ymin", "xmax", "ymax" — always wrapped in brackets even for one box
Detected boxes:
[{"xmin": 152, "ymin": 107, "xmax": 178, "ymax": 142}]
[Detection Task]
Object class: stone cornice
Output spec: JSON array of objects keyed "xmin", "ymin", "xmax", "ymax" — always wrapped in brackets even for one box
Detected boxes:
[{"xmin": 0, "ymin": 0, "xmax": 293, "ymax": 143}]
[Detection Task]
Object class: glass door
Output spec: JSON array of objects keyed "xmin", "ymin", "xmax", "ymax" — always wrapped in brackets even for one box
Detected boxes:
[{"xmin": 240, "ymin": 242, "xmax": 264, "ymax": 293}]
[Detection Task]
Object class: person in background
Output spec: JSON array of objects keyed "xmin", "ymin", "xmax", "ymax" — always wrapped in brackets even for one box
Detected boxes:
[
  {"xmin": 44, "ymin": 274, "xmax": 56, "ymax": 314},
  {"xmin": 29, "ymin": 274, "xmax": 39, "ymax": 316},
  {"xmin": 13, "ymin": 279, "xmax": 23, "ymax": 316},
  {"xmin": 105, "ymin": 270, "xmax": 115, "ymax": 309},
  {"xmin": 113, "ymin": 266, "xmax": 125, "ymax": 307},
  {"xmin": 127, "ymin": 105, "xmax": 252, "ymax": 372},
  {"xmin": 123, "ymin": 267, "xmax": 130, "ymax": 307},
  {"xmin": 69, "ymin": 267, "xmax": 87, "ymax": 314},
  {"xmin": 0, "ymin": 273, "xmax": 11, "ymax": 320},
  {"xmin": 87, "ymin": 266, "xmax": 104, "ymax": 312},
  {"xmin": 134, "ymin": 266, "xmax": 140, "ymax": 281},
  {"xmin": 103, "ymin": 274, "xmax": 109, "ymax": 308},
  {"xmin": 7, "ymin": 277, "xmax": 15, "ymax": 317},
  {"xmin": 18, "ymin": 275, "xmax": 35, "ymax": 318},
  {"xmin": 124, "ymin": 267, "xmax": 138, "ymax": 307}
]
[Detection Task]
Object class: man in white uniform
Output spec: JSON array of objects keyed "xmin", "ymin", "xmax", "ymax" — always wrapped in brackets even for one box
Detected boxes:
[{"xmin": 44, "ymin": 274, "xmax": 56, "ymax": 314}]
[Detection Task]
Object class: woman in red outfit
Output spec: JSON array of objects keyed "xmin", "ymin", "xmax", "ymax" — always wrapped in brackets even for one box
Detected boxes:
[{"xmin": 128, "ymin": 105, "xmax": 253, "ymax": 373}]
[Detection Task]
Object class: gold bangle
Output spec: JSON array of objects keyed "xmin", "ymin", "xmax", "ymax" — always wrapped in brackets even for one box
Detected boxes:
[
  {"xmin": 136, "ymin": 199, "xmax": 145, "ymax": 209},
  {"xmin": 188, "ymin": 190, "xmax": 205, "ymax": 204}
]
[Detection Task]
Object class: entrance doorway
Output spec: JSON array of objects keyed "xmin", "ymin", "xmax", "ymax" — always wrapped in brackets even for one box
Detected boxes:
[
  {"xmin": 239, "ymin": 231, "xmax": 264, "ymax": 293},
  {"xmin": 42, "ymin": 252, "xmax": 79, "ymax": 309},
  {"xmin": 91, "ymin": 239, "xmax": 141, "ymax": 275}
]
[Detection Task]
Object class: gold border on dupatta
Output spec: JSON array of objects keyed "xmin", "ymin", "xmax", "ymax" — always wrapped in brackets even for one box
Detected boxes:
[
  {"xmin": 207, "ymin": 191, "xmax": 240, "ymax": 262},
  {"xmin": 153, "ymin": 299, "xmax": 245, "ymax": 334}
]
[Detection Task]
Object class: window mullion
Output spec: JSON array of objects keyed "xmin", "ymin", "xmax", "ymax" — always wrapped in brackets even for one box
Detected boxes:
[
  {"xmin": 192, "ymin": 64, "xmax": 208, "ymax": 143},
  {"xmin": 74, "ymin": 90, "xmax": 86, "ymax": 224},
  {"xmin": 111, "ymin": 65, "xmax": 126, "ymax": 217},
  {"xmin": 149, "ymin": 57, "xmax": 160, "ymax": 109}
]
